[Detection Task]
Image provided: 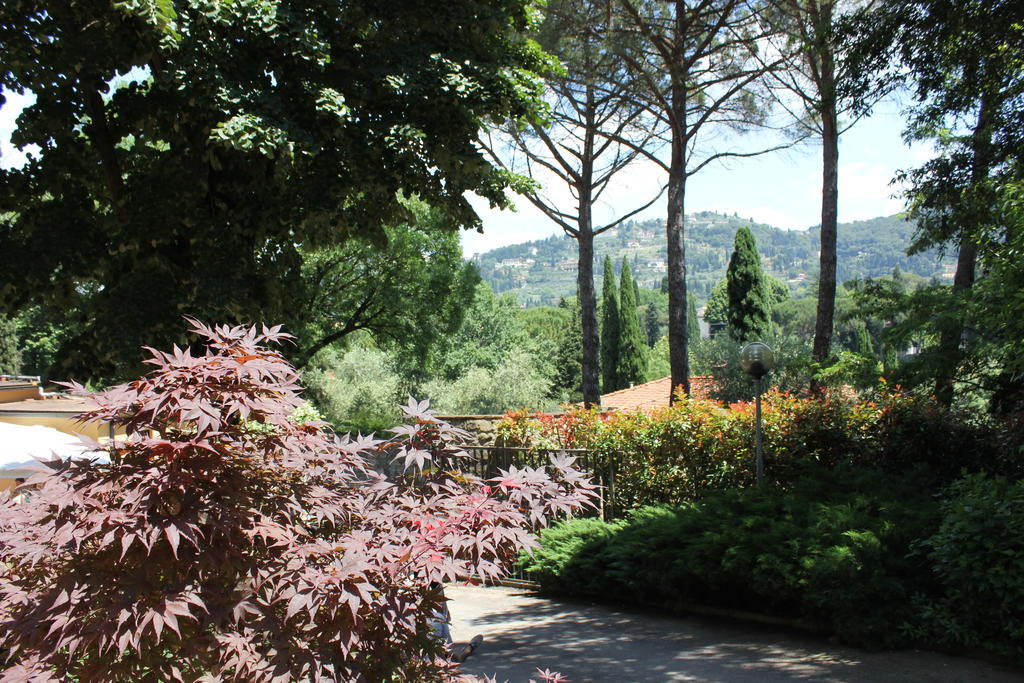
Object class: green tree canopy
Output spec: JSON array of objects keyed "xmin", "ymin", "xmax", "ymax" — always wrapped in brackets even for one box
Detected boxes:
[
  {"xmin": 846, "ymin": 0, "xmax": 1024, "ymax": 407},
  {"xmin": 553, "ymin": 297, "xmax": 584, "ymax": 400},
  {"xmin": 704, "ymin": 279, "xmax": 729, "ymax": 324},
  {"xmin": 434, "ymin": 282, "xmax": 530, "ymax": 381},
  {"xmin": 766, "ymin": 276, "xmax": 791, "ymax": 307},
  {"xmin": 645, "ymin": 303, "xmax": 661, "ymax": 347},
  {"xmin": 294, "ymin": 200, "xmax": 480, "ymax": 368},
  {"xmin": 424, "ymin": 281, "xmax": 556, "ymax": 413},
  {"xmin": 0, "ymin": 0, "xmax": 547, "ymax": 382},
  {"xmin": 726, "ymin": 226, "xmax": 772, "ymax": 342}
]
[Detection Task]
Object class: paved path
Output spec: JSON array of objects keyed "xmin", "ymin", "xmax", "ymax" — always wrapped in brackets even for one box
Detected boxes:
[{"xmin": 448, "ymin": 584, "xmax": 1024, "ymax": 683}]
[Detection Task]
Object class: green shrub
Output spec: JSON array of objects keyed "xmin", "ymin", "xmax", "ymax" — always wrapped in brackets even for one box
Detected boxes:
[
  {"xmin": 424, "ymin": 348, "xmax": 556, "ymax": 414},
  {"xmin": 690, "ymin": 330, "xmax": 814, "ymax": 404},
  {"xmin": 865, "ymin": 389, "xmax": 1007, "ymax": 483},
  {"xmin": 499, "ymin": 388, "xmax": 1022, "ymax": 512},
  {"xmin": 522, "ymin": 517, "xmax": 620, "ymax": 596},
  {"xmin": 910, "ymin": 474, "xmax": 1024, "ymax": 659},
  {"xmin": 301, "ymin": 345, "xmax": 403, "ymax": 433},
  {"xmin": 523, "ymin": 467, "xmax": 940, "ymax": 648},
  {"xmin": 589, "ymin": 397, "xmax": 748, "ymax": 509}
]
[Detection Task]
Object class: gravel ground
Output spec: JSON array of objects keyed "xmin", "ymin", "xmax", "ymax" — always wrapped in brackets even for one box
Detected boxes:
[{"xmin": 447, "ymin": 584, "xmax": 1024, "ymax": 683}]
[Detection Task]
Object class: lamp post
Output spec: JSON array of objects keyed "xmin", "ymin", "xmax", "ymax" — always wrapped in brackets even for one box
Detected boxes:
[{"xmin": 740, "ymin": 342, "xmax": 775, "ymax": 486}]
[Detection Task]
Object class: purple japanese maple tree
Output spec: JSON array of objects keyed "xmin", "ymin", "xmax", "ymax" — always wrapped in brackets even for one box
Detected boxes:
[{"xmin": 0, "ymin": 321, "xmax": 594, "ymax": 681}]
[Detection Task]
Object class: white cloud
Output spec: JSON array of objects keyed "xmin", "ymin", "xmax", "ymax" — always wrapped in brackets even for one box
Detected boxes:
[
  {"xmin": 463, "ymin": 155, "xmax": 670, "ymax": 257},
  {"xmin": 464, "ymin": 192, "xmax": 560, "ymax": 257},
  {"xmin": 700, "ymin": 204, "xmax": 805, "ymax": 231},
  {"xmin": 837, "ymin": 161, "xmax": 907, "ymax": 221}
]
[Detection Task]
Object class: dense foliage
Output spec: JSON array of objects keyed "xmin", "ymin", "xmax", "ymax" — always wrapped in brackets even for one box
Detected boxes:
[
  {"xmin": 522, "ymin": 467, "xmax": 939, "ymax": 647},
  {"xmin": 842, "ymin": 0, "xmax": 1024, "ymax": 409},
  {"xmin": 693, "ymin": 329, "xmax": 814, "ymax": 404},
  {"xmin": 301, "ymin": 344, "xmax": 405, "ymax": 435},
  {"xmin": 423, "ymin": 282, "xmax": 560, "ymax": 414},
  {"xmin": 293, "ymin": 200, "xmax": 481, "ymax": 368},
  {"xmin": 523, "ymin": 467, "xmax": 1024, "ymax": 660},
  {"xmin": 909, "ymin": 474, "xmax": 1024, "ymax": 659},
  {"xmin": 497, "ymin": 387, "xmax": 1023, "ymax": 510},
  {"xmin": 0, "ymin": 322, "xmax": 595, "ymax": 681},
  {"xmin": 0, "ymin": 314, "xmax": 19, "ymax": 375},
  {"xmin": 0, "ymin": 0, "xmax": 547, "ymax": 381},
  {"xmin": 300, "ymin": 282, "xmax": 586, "ymax": 431}
]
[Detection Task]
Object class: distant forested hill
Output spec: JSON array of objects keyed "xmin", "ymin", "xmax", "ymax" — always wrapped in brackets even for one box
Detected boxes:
[{"xmin": 472, "ymin": 212, "xmax": 949, "ymax": 307}]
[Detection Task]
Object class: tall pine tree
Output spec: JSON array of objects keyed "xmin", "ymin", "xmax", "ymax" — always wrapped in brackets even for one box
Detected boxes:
[
  {"xmin": 726, "ymin": 226, "xmax": 771, "ymax": 343},
  {"xmin": 617, "ymin": 258, "xmax": 647, "ymax": 388},
  {"xmin": 600, "ymin": 255, "xmax": 620, "ymax": 392}
]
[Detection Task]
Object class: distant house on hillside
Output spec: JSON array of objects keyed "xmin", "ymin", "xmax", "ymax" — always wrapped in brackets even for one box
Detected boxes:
[
  {"xmin": 600, "ymin": 376, "xmax": 717, "ymax": 412},
  {"xmin": 497, "ymin": 258, "xmax": 534, "ymax": 269},
  {"xmin": 646, "ymin": 260, "xmax": 667, "ymax": 272}
]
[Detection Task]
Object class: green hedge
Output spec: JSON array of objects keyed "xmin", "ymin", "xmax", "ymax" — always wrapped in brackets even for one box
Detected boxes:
[
  {"xmin": 908, "ymin": 474, "xmax": 1024, "ymax": 660},
  {"xmin": 522, "ymin": 468, "xmax": 1024, "ymax": 659},
  {"xmin": 499, "ymin": 389, "xmax": 1023, "ymax": 511}
]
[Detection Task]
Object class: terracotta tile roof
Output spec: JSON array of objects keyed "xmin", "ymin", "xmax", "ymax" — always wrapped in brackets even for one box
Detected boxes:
[{"xmin": 600, "ymin": 376, "xmax": 716, "ymax": 412}]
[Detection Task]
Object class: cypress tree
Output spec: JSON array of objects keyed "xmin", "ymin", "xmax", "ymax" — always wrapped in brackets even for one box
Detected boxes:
[
  {"xmin": 726, "ymin": 226, "xmax": 771, "ymax": 343},
  {"xmin": 554, "ymin": 297, "xmax": 583, "ymax": 397},
  {"xmin": 856, "ymin": 321, "xmax": 874, "ymax": 357},
  {"xmin": 687, "ymin": 292, "xmax": 700, "ymax": 343},
  {"xmin": 600, "ymin": 255, "xmax": 620, "ymax": 392},
  {"xmin": 617, "ymin": 258, "xmax": 647, "ymax": 388},
  {"xmin": 645, "ymin": 304, "xmax": 660, "ymax": 347}
]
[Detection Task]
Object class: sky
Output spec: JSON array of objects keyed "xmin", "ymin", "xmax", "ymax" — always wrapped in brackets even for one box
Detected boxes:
[
  {"xmin": 2, "ymin": 88, "xmax": 931, "ymax": 258},
  {"xmin": 464, "ymin": 96, "xmax": 934, "ymax": 257},
  {"xmin": 0, "ymin": 89, "xmax": 40, "ymax": 170}
]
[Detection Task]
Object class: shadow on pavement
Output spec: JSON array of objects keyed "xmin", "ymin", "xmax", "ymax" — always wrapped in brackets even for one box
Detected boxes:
[{"xmin": 449, "ymin": 586, "xmax": 1023, "ymax": 683}]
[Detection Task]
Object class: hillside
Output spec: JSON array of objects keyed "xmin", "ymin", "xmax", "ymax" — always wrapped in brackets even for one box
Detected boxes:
[{"xmin": 472, "ymin": 212, "xmax": 949, "ymax": 306}]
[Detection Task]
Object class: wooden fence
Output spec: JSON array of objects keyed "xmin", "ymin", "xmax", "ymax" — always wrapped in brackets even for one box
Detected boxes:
[{"xmin": 458, "ymin": 445, "xmax": 617, "ymax": 521}]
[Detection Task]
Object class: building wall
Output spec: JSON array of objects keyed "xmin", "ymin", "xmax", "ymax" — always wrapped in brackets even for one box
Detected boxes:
[{"xmin": 0, "ymin": 413, "xmax": 113, "ymax": 441}]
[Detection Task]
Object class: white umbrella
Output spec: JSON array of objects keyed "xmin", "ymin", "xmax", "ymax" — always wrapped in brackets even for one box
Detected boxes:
[{"xmin": 0, "ymin": 422, "xmax": 109, "ymax": 479}]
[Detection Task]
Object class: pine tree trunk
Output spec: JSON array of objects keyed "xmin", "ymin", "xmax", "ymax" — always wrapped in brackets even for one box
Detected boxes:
[
  {"xmin": 578, "ymin": 226, "xmax": 601, "ymax": 407},
  {"xmin": 812, "ymin": 86, "xmax": 839, "ymax": 371},
  {"xmin": 666, "ymin": 1, "xmax": 690, "ymax": 402},
  {"xmin": 578, "ymin": 80, "xmax": 602, "ymax": 407}
]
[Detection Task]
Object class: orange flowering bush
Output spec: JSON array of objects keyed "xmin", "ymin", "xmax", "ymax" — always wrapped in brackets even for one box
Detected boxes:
[
  {"xmin": 495, "ymin": 407, "xmax": 604, "ymax": 450},
  {"xmin": 499, "ymin": 386, "xmax": 1021, "ymax": 512}
]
